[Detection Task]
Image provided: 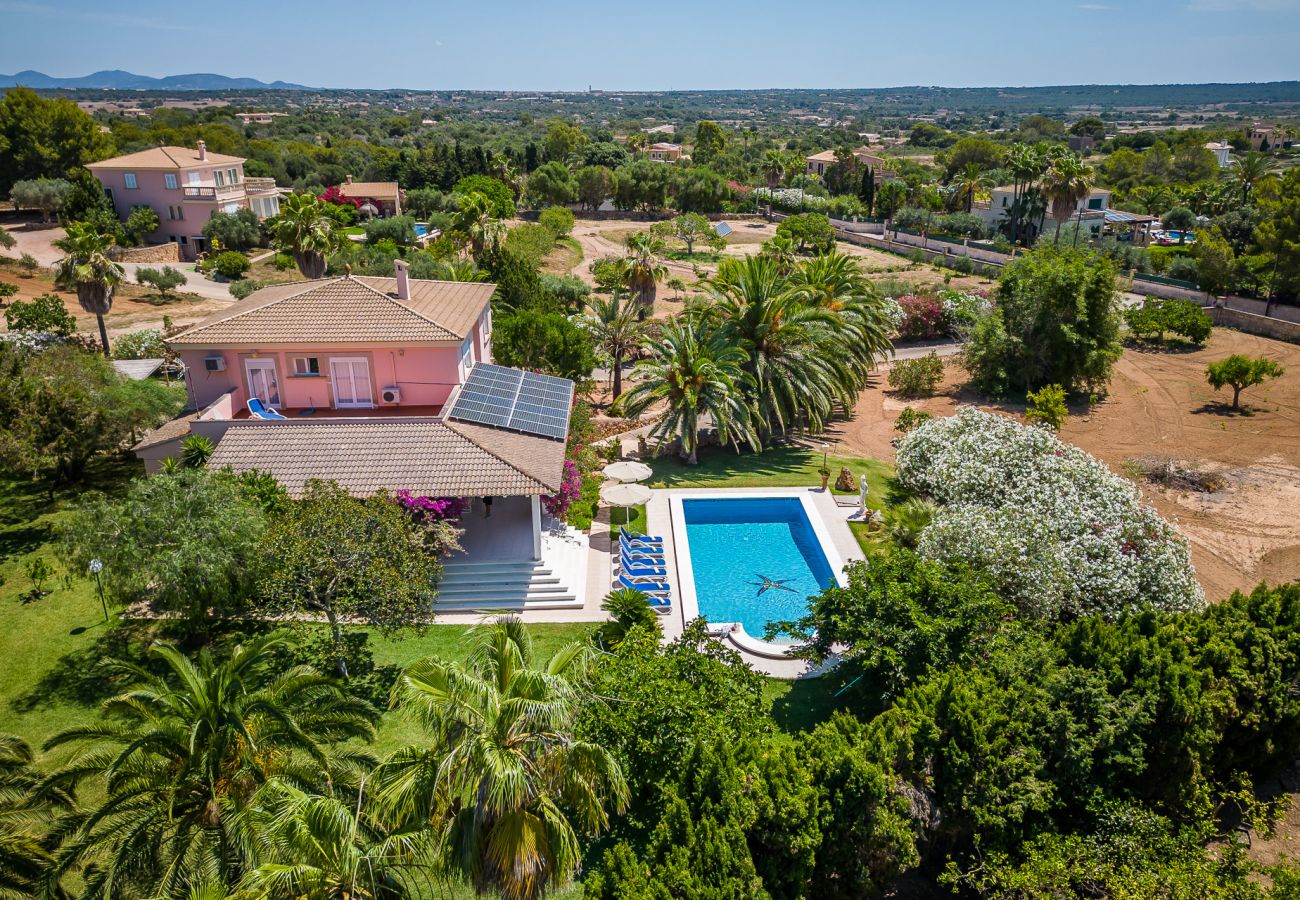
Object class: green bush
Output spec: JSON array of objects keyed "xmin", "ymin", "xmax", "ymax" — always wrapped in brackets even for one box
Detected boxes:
[
  {"xmin": 1025, "ymin": 383, "xmax": 1068, "ymax": 430},
  {"xmin": 271, "ymin": 252, "xmax": 295, "ymax": 271},
  {"xmin": 894, "ymin": 406, "xmax": 933, "ymax": 433},
  {"xmin": 776, "ymin": 212, "xmax": 836, "ymax": 253},
  {"xmin": 136, "ymin": 265, "xmax": 187, "ymax": 298},
  {"xmin": 887, "ymin": 353, "xmax": 944, "ymax": 398},
  {"xmin": 210, "ymin": 250, "xmax": 250, "ymax": 279},
  {"xmin": 503, "ymin": 222, "xmax": 557, "ymax": 266},
  {"xmin": 363, "ymin": 215, "xmax": 417, "ymax": 246},
  {"xmin": 1124, "ymin": 298, "xmax": 1212, "ymax": 345},
  {"xmin": 112, "ymin": 328, "xmax": 166, "ymax": 360},
  {"xmin": 201, "ymin": 208, "xmax": 261, "ymax": 251},
  {"xmin": 538, "ymin": 205, "xmax": 576, "ymax": 238},
  {"xmin": 0, "ymin": 281, "xmax": 17, "ymax": 304},
  {"xmin": 4, "ymin": 293, "xmax": 76, "ymax": 336},
  {"xmin": 228, "ymin": 278, "xmax": 265, "ymax": 300}
]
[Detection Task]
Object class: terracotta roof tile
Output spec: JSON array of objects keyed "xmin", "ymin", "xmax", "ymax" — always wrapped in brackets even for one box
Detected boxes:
[
  {"xmin": 337, "ymin": 182, "xmax": 400, "ymax": 199},
  {"xmin": 205, "ymin": 419, "xmax": 564, "ymax": 497},
  {"xmin": 132, "ymin": 412, "xmax": 199, "ymax": 451},
  {"xmin": 168, "ymin": 275, "xmax": 493, "ymax": 346},
  {"xmin": 87, "ymin": 145, "xmax": 245, "ymax": 169}
]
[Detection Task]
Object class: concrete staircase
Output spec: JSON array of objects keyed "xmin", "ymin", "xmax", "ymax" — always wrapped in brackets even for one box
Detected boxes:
[{"xmin": 434, "ymin": 520, "xmax": 588, "ymax": 612}]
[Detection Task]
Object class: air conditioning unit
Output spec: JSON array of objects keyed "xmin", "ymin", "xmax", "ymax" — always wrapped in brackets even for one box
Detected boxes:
[
  {"xmin": 204, "ymin": 356, "xmax": 226, "ymax": 372},
  {"xmin": 381, "ymin": 386, "xmax": 402, "ymax": 404}
]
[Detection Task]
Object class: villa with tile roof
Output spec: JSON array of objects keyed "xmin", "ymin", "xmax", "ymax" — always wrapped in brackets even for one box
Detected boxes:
[
  {"xmin": 87, "ymin": 140, "xmax": 281, "ymax": 259},
  {"xmin": 136, "ymin": 263, "xmax": 588, "ymax": 609},
  {"xmin": 335, "ymin": 176, "xmax": 402, "ymax": 217}
]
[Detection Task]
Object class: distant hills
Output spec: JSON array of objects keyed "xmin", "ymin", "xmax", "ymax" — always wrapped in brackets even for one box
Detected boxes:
[{"xmin": 0, "ymin": 70, "xmax": 313, "ymax": 91}]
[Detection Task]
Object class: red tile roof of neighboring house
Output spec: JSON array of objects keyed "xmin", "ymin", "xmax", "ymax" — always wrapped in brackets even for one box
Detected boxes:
[
  {"xmin": 86, "ymin": 145, "xmax": 246, "ymax": 169},
  {"xmin": 337, "ymin": 181, "xmax": 400, "ymax": 200},
  {"xmin": 167, "ymin": 275, "xmax": 494, "ymax": 346},
  {"xmin": 204, "ymin": 418, "xmax": 564, "ymax": 497}
]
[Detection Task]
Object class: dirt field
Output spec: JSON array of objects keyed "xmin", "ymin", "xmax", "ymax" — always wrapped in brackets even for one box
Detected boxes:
[{"xmin": 827, "ymin": 328, "xmax": 1300, "ymax": 601}]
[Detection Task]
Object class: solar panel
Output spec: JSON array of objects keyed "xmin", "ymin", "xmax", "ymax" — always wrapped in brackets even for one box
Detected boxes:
[
  {"xmin": 449, "ymin": 363, "xmax": 573, "ymax": 441},
  {"xmin": 714, "ymin": 221, "xmax": 733, "ymax": 237}
]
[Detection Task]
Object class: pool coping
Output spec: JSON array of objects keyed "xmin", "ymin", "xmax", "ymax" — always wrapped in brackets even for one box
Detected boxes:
[{"xmin": 667, "ymin": 488, "xmax": 850, "ymax": 658}]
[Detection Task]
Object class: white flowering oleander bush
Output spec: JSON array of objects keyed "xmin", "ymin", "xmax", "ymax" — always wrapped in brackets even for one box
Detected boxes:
[
  {"xmin": 895, "ymin": 407, "xmax": 1204, "ymax": 620},
  {"xmin": 939, "ymin": 289, "xmax": 993, "ymax": 338},
  {"xmin": 878, "ymin": 296, "xmax": 905, "ymax": 334},
  {"xmin": 754, "ymin": 187, "xmax": 830, "ymax": 213}
]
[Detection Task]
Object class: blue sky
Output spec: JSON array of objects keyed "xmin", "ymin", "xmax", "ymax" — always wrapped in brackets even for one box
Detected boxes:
[{"xmin": 1, "ymin": 0, "xmax": 1297, "ymax": 90}]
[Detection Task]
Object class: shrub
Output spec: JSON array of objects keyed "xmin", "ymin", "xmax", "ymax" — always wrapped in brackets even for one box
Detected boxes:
[
  {"xmin": 939, "ymin": 289, "xmax": 992, "ymax": 337},
  {"xmin": 210, "ymin": 250, "xmax": 250, "ymax": 279},
  {"xmin": 112, "ymin": 328, "xmax": 166, "ymax": 360},
  {"xmin": 124, "ymin": 206, "xmax": 160, "ymax": 245},
  {"xmin": 1025, "ymin": 383, "xmax": 1068, "ymax": 430},
  {"xmin": 776, "ymin": 212, "xmax": 835, "ymax": 253},
  {"xmin": 0, "ymin": 281, "xmax": 17, "ymax": 304},
  {"xmin": 1124, "ymin": 298, "xmax": 1212, "ymax": 345},
  {"xmin": 503, "ymin": 222, "xmax": 557, "ymax": 266},
  {"xmin": 271, "ymin": 252, "xmax": 295, "ymax": 271},
  {"xmin": 364, "ymin": 215, "xmax": 417, "ymax": 246},
  {"xmin": 17, "ymin": 253, "xmax": 38, "ymax": 275},
  {"xmin": 896, "ymin": 407, "xmax": 1203, "ymax": 619},
  {"xmin": 1206, "ymin": 354, "xmax": 1285, "ymax": 410},
  {"xmin": 228, "ymin": 278, "xmax": 265, "ymax": 300},
  {"xmin": 539, "ymin": 273, "xmax": 590, "ymax": 310},
  {"xmin": 201, "ymin": 208, "xmax": 261, "ymax": 251},
  {"xmin": 136, "ymin": 265, "xmax": 187, "ymax": 298},
  {"xmin": 894, "ymin": 407, "xmax": 933, "ymax": 433},
  {"xmin": 896, "ymin": 294, "xmax": 946, "ymax": 340},
  {"xmin": 538, "ymin": 205, "xmax": 576, "ymax": 239},
  {"xmin": 1167, "ymin": 256, "xmax": 1199, "ymax": 282},
  {"xmin": 888, "ymin": 353, "xmax": 945, "ymax": 398},
  {"xmin": 4, "ymin": 293, "xmax": 75, "ymax": 336}
]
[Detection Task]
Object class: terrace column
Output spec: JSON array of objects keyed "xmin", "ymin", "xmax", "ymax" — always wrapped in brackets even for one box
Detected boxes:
[{"xmin": 531, "ymin": 495, "xmax": 542, "ymax": 561}]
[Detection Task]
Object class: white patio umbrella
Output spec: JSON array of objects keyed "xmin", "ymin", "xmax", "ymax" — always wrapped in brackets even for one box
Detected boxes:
[
  {"xmin": 602, "ymin": 461, "xmax": 653, "ymax": 483},
  {"xmin": 600, "ymin": 481, "xmax": 653, "ymax": 527}
]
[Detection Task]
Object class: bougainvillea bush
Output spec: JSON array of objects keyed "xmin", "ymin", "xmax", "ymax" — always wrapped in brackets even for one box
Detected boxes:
[
  {"xmin": 895, "ymin": 407, "xmax": 1203, "ymax": 620},
  {"xmin": 543, "ymin": 458, "xmax": 583, "ymax": 518},
  {"xmin": 895, "ymin": 294, "xmax": 947, "ymax": 340}
]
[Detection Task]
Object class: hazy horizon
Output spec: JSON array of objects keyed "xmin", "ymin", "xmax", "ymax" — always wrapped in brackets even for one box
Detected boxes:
[{"xmin": 2, "ymin": 0, "xmax": 1298, "ymax": 93}]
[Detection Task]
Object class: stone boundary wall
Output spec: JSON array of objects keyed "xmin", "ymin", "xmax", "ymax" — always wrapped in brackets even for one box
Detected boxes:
[
  {"xmin": 1208, "ymin": 307, "xmax": 1300, "ymax": 344},
  {"xmin": 111, "ymin": 242, "xmax": 181, "ymax": 264}
]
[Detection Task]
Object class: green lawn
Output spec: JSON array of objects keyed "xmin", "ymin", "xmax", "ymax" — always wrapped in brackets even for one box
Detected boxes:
[
  {"xmin": 646, "ymin": 445, "xmax": 893, "ymax": 505},
  {"xmin": 607, "ymin": 503, "xmax": 647, "ymax": 536}
]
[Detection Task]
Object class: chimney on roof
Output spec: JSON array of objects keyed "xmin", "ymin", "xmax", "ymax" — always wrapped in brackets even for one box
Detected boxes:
[
  {"xmin": 345, "ymin": 174, "xmax": 353, "ymax": 184},
  {"xmin": 394, "ymin": 259, "xmax": 410, "ymax": 300},
  {"xmin": 197, "ymin": 139, "xmax": 207, "ymax": 161}
]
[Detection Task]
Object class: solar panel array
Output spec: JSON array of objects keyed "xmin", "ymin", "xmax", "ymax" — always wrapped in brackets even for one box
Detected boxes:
[{"xmin": 449, "ymin": 363, "xmax": 573, "ymax": 441}]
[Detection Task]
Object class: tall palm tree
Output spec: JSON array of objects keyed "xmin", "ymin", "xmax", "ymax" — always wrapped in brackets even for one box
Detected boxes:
[
  {"xmin": 1130, "ymin": 184, "xmax": 1173, "ymax": 217},
  {"xmin": 240, "ymin": 781, "xmax": 409, "ymax": 899},
  {"xmin": 706, "ymin": 255, "xmax": 852, "ymax": 436},
  {"xmin": 1042, "ymin": 155, "xmax": 1095, "ymax": 246},
  {"xmin": 624, "ymin": 132, "xmax": 648, "ymax": 155},
  {"xmin": 621, "ymin": 231, "xmax": 668, "ymax": 313},
  {"xmin": 53, "ymin": 221, "xmax": 124, "ymax": 356},
  {"xmin": 449, "ymin": 191, "xmax": 504, "ymax": 259},
  {"xmin": 787, "ymin": 251, "xmax": 894, "ymax": 384},
  {"xmin": 953, "ymin": 162, "xmax": 992, "ymax": 212},
  {"xmin": 761, "ymin": 149, "xmax": 787, "ymax": 189},
  {"xmin": 269, "ymin": 193, "xmax": 343, "ymax": 279},
  {"xmin": 583, "ymin": 291, "xmax": 646, "ymax": 401},
  {"xmin": 1004, "ymin": 143, "xmax": 1047, "ymax": 244},
  {"xmin": 621, "ymin": 317, "xmax": 758, "ymax": 463},
  {"xmin": 1231, "ymin": 150, "xmax": 1277, "ymax": 203},
  {"xmin": 1, "ymin": 734, "xmax": 73, "ymax": 898},
  {"xmin": 42, "ymin": 637, "xmax": 377, "ymax": 899},
  {"xmin": 375, "ymin": 618, "xmax": 627, "ymax": 900}
]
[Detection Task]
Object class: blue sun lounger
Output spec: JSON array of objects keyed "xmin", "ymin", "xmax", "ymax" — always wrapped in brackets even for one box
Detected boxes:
[
  {"xmin": 617, "ymin": 575, "xmax": 672, "ymax": 612},
  {"xmin": 620, "ymin": 550, "xmax": 668, "ymax": 579},
  {"xmin": 247, "ymin": 398, "xmax": 287, "ymax": 420},
  {"xmin": 620, "ymin": 527, "xmax": 662, "ymax": 547}
]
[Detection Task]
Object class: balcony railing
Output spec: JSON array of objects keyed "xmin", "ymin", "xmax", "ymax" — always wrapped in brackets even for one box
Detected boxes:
[
  {"xmin": 182, "ymin": 182, "xmax": 244, "ymax": 201},
  {"xmin": 244, "ymin": 177, "xmax": 278, "ymax": 193}
]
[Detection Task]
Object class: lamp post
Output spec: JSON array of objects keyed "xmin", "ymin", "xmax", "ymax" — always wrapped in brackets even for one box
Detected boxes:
[{"xmin": 89, "ymin": 559, "xmax": 107, "ymax": 623}]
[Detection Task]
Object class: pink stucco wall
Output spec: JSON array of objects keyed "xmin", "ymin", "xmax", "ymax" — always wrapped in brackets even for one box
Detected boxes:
[
  {"xmin": 92, "ymin": 161, "xmax": 249, "ymax": 259},
  {"xmin": 178, "ymin": 310, "xmax": 491, "ymax": 413}
]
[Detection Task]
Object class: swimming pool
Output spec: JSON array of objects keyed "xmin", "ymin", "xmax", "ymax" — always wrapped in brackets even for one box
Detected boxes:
[{"xmin": 671, "ymin": 494, "xmax": 843, "ymax": 651}]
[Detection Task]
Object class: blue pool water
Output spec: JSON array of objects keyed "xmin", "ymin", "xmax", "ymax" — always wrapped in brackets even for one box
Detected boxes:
[
  {"xmin": 683, "ymin": 497, "xmax": 837, "ymax": 641},
  {"xmin": 414, "ymin": 223, "xmax": 429, "ymax": 237}
]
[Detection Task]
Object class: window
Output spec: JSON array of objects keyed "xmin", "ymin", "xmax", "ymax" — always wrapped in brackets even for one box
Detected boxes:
[
  {"xmin": 214, "ymin": 170, "xmax": 225, "ymax": 188},
  {"xmin": 164, "ymin": 173, "xmax": 178, "ymax": 190},
  {"xmin": 187, "ymin": 171, "xmax": 200, "ymax": 186},
  {"xmin": 180, "ymin": 236, "xmax": 188, "ymax": 245},
  {"xmin": 1087, "ymin": 197, "xmax": 1104, "ymax": 210},
  {"xmin": 227, "ymin": 168, "xmax": 239, "ymax": 184},
  {"xmin": 124, "ymin": 173, "xmax": 138, "ymax": 189},
  {"xmin": 167, "ymin": 205, "xmax": 184, "ymax": 221},
  {"xmin": 292, "ymin": 356, "xmax": 320, "ymax": 376}
]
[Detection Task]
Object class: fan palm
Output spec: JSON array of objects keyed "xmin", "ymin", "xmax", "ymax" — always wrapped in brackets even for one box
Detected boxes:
[
  {"xmin": 706, "ymin": 255, "xmax": 853, "ymax": 436},
  {"xmin": 1004, "ymin": 143, "xmax": 1047, "ymax": 243},
  {"xmin": 42, "ymin": 636, "xmax": 378, "ymax": 899},
  {"xmin": 621, "ymin": 231, "xmax": 668, "ymax": 313},
  {"xmin": 239, "ymin": 781, "xmax": 410, "ymax": 899},
  {"xmin": 450, "ymin": 191, "xmax": 505, "ymax": 258},
  {"xmin": 953, "ymin": 162, "xmax": 992, "ymax": 212},
  {"xmin": 53, "ymin": 221, "xmax": 124, "ymax": 356},
  {"xmin": 582, "ymin": 291, "xmax": 646, "ymax": 400},
  {"xmin": 1, "ymin": 734, "xmax": 73, "ymax": 899},
  {"xmin": 1042, "ymin": 155, "xmax": 1095, "ymax": 246},
  {"xmin": 269, "ymin": 193, "xmax": 343, "ymax": 279},
  {"xmin": 761, "ymin": 149, "xmax": 787, "ymax": 189},
  {"xmin": 622, "ymin": 317, "xmax": 758, "ymax": 463},
  {"xmin": 374, "ymin": 618, "xmax": 627, "ymax": 900},
  {"xmin": 1231, "ymin": 150, "xmax": 1277, "ymax": 203}
]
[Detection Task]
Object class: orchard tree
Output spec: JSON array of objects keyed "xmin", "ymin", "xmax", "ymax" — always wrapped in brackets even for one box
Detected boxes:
[
  {"xmin": 261, "ymin": 480, "xmax": 438, "ymax": 677},
  {"xmin": 3, "ymin": 293, "xmax": 76, "ymax": 336},
  {"xmin": 1206, "ymin": 354, "xmax": 1285, "ymax": 410},
  {"xmin": 525, "ymin": 160, "xmax": 578, "ymax": 207},
  {"xmin": 0, "ymin": 87, "xmax": 113, "ymax": 193},
  {"xmin": 9, "ymin": 177, "xmax": 72, "ymax": 222},
  {"xmin": 1162, "ymin": 205, "xmax": 1196, "ymax": 243},
  {"xmin": 661, "ymin": 212, "xmax": 716, "ymax": 255},
  {"xmin": 136, "ymin": 265, "xmax": 187, "ymax": 299},
  {"xmin": 776, "ymin": 212, "xmax": 836, "ymax": 253},
  {"xmin": 576, "ymin": 164, "xmax": 617, "ymax": 210}
]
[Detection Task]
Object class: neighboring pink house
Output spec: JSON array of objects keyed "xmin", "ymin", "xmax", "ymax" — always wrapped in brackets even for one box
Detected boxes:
[
  {"xmin": 648, "ymin": 142, "xmax": 683, "ymax": 162},
  {"xmin": 86, "ymin": 141, "xmax": 281, "ymax": 259}
]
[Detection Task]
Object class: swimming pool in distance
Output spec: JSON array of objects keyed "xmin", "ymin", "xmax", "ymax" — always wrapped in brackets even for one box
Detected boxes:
[{"xmin": 670, "ymin": 493, "xmax": 845, "ymax": 655}]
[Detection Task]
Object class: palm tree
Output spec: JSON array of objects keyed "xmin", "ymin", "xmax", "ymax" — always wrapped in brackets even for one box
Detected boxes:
[
  {"xmin": 583, "ymin": 291, "xmax": 646, "ymax": 401},
  {"xmin": 953, "ymin": 162, "xmax": 992, "ymax": 212},
  {"xmin": 1231, "ymin": 150, "xmax": 1277, "ymax": 203},
  {"xmin": 1042, "ymin": 155, "xmax": 1094, "ymax": 246},
  {"xmin": 375, "ymin": 618, "xmax": 627, "ymax": 900},
  {"xmin": 449, "ymin": 191, "xmax": 504, "ymax": 259},
  {"xmin": 268, "ymin": 193, "xmax": 343, "ymax": 279},
  {"xmin": 435, "ymin": 258, "xmax": 487, "ymax": 282},
  {"xmin": 758, "ymin": 234, "xmax": 799, "ymax": 275},
  {"xmin": 43, "ymin": 636, "xmax": 377, "ymax": 898},
  {"xmin": 240, "ymin": 781, "xmax": 410, "ymax": 899},
  {"xmin": 1004, "ymin": 143, "xmax": 1047, "ymax": 244},
  {"xmin": 787, "ymin": 251, "xmax": 894, "ymax": 384},
  {"xmin": 625, "ymin": 132, "xmax": 648, "ymax": 155},
  {"xmin": 53, "ymin": 221, "xmax": 124, "ymax": 356},
  {"xmin": 761, "ymin": 149, "xmax": 787, "ymax": 189},
  {"xmin": 706, "ymin": 255, "xmax": 852, "ymax": 437},
  {"xmin": 622, "ymin": 317, "xmax": 757, "ymax": 463},
  {"xmin": 1, "ymin": 734, "xmax": 73, "ymax": 898},
  {"xmin": 621, "ymin": 231, "xmax": 668, "ymax": 313}
]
